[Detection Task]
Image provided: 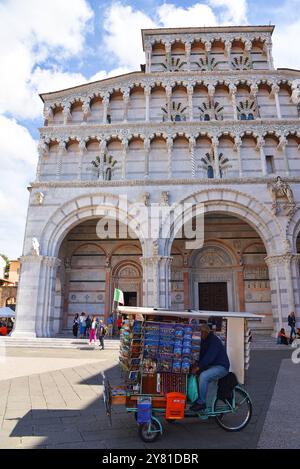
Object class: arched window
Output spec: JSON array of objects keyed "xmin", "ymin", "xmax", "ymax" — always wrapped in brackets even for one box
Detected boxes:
[
  {"xmin": 207, "ymin": 165, "xmax": 214, "ymax": 178},
  {"xmin": 204, "ymin": 114, "xmax": 210, "ymax": 121},
  {"xmin": 248, "ymin": 113, "xmax": 254, "ymax": 120},
  {"xmin": 240, "ymin": 113, "xmax": 246, "ymax": 120},
  {"xmin": 174, "ymin": 114, "xmax": 181, "ymax": 122}
]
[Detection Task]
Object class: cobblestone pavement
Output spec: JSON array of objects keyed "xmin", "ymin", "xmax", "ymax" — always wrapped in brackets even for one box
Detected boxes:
[{"xmin": 0, "ymin": 347, "xmax": 293, "ymax": 449}]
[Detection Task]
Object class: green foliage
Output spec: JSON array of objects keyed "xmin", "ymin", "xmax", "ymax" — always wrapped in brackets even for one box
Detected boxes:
[{"xmin": 0, "ymin": 253, "xmax": 10, "ymax": 278}]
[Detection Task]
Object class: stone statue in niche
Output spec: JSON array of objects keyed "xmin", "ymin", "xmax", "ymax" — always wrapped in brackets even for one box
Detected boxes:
[
  {"xmin": 34, "ymin": 192, "xmax": 44, "ymax": 206},
  {"xmin": 64, "ymin": 257, "xmax": 71, "ymax": 270},
  {"xmin": 268, "ymin": 176, "xmax": 295, "ymax": 216},
  {"xmin": 31, "ymin": 238, "xmax": 40, "ymax": 256},
  {"xmin": 160, "ymin": 191, "xmax": 169, "ymax": 206}
]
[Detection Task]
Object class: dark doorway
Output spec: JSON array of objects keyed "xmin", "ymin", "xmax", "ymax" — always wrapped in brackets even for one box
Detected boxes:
[
  {"xmin": 124, "ymin": 291, "xmax": 137, "ymax": 306},
  {"xmin": 198, "ymin": 282, "xmax": 228, "ymax": 330}
]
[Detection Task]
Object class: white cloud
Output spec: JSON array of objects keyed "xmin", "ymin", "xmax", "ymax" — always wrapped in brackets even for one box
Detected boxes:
[
  {"xmin": 0, "ymin": 115, "xmax": 37, "ymax": 259},
  {"xmin": 103, "ymin": 2, "xmax": 156, "ymax": 69},
  {"xmin": 208, "ymin": 0, "xmax": 248, "ymax": 25},
  {"xmin": 157, "ymin": 3, "xmax": 217, "ymax": 27},
  {"xmin": 0, "ymin": 0, "xmax": 93, "ymax": 119},
  {"xmin": 273, "ymin": 19, "xmax": 300, "ymax": 70},
  {"xmin": 101, "ymin": 2, "xmax": 249, "ymax": 72}
]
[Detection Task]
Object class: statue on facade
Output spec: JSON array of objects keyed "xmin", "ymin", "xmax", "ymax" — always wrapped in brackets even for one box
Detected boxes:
[
  {"xmin": 140, "ymin": 192, "xmax": 150, "ymax": 206},
  {"xmin": 31, "ymin": 238, "xmax": 40, "ymax": 256},
  {"xmin": 160, "ymin": 191, "xmax": 169, "ymax": 206},
  {"xmin": 34, "ymin": 192, "xmax": 44, "ymax": 206},
  {"xmin": 268, "ymin": 176, "xmax": 295, "ymax": 216},
  {"xmin": 152, "ymin": 239, "xmax": 159, "ymax": 256}
]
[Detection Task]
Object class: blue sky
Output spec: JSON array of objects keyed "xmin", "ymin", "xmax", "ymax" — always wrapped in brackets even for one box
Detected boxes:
[{"xmin": 0, "ymin": 0, "xmax": 300, "ymax": 260}]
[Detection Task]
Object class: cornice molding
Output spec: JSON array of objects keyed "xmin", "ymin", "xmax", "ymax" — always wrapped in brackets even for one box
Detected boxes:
[
  {"xmin": 41, "ymin": 69, "xmax": 300, "ymax": 104},
  {"xmin": 30, "ymin": 176, "xmax": 300, "ymax": 190},
  {"xmin": 39, "ymin": 120, "xmax": 300, "ymax": 141}
]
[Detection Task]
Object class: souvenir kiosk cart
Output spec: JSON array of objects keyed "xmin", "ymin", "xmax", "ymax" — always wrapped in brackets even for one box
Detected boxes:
[{"xmin": 104, "ymin": 307, "xmax": 263, "ymax": 442}]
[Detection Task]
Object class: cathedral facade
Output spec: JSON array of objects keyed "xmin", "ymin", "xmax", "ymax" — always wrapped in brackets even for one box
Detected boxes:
[{"xmin": 13, "ymin": 25, "xmax": 300, "ymax": 337}]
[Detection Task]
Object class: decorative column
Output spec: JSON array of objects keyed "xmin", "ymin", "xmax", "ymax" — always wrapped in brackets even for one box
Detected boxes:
[
  {"xmin": 62, "ymin": 259, "xmax": 71, "ymax": 330},
  {"xmin": 166, "ymin": 85, "xmax": 172, "ymax": 121},
  {"xmin": 102, "ymin": 94, "xmax": 110, "ymax": 124},
  {"xmin": 229, "ymin": 84, "xmax": 238, "ymax": 120},
  {"xmin": 185, "ymin": 41, "xmax": 191, "ymax": 71},
  {"xmin": 63, "ymin": 103, "xmax": 71, "ymax": 125},
  {"xmin": 257, "ymin": 136, "xmax": 267, "ymax": 176},
  {"xmin": 56, "ymin": 140, "xmax": 66, "ymax": 179},
  {"xmin": 144, "ymin": 85, "xmax": 151, "ymax": 122},
  {"xmin": 189, "ymin": 136, "xmax": 196, "ymax": 177},
  {"xmin": 236, "ymin": 268, "xmax": 245, "ymax": 312},
  {"xmin": 43, "ymin": 106, "xmax": 53, "ymax": 126},
  {"xmin": 225, "ymin": 40, "xmax": 232, "ymax": 69},
  {"xmin": 121, "ymin": 138, "xmax": 128, "ymax": 180},
  {"xmin": 208, "ymin": 84, "xmax": 215, "ymax": 114},
  {"xmin": 212, "ymin": 136, "xmax": 220, "ymax": 178},
  {"xmin": 104, "ymin": 258, "xmax": 111, "ymax": 320},
  {"xmin": 204, "ymin": 41, "xmax": 211, "ymax": 70},
  {"xmin": 271, "ymin": 84, "xmax": 281, "ymax": 119},
  {"xmin": 123, "ymin": 89, "xmax": 130, "ymax": 122},
  {"xmin": 250, "ymin": 83, "xmax": 259, "ymax": 118},
  {"xmin": 264, "ymin": 38, "xmax": 274, "ymax": 69},
  {"xmin": 82, "ymin": 99, "xmax": 91, "ymax": 123},
  {"xmin": 144, "ymin": 138, "xmax": 150, "ymax": 178},
  {"xmin": 97, "ymin": 140, "xmax": 106, "ymax": 180},
  {"xmin": 145, "ymin": 43, "xmax": 152, "ymax": 73},
  {"xmin": 183, "ymin": 271, "xmax": 190, "ymax": 309},
  {"xmin": 244, "ymin": 40, "xmax": 253, "ymax": 68},
  {"xmin": 165, "ymin": 42, "xmax": 172, "ymax": 71},
  {"xmin": 36, "ymin": 139, "xmax": 48, "ymax": 182},
  {"xmin": 265, "ymin": 254, "xmax": 297, "ymax": 333},
  {"xmin": 277, "ymin": 135, "xmax": 290, "ymax": 176},
  {"xmin": 187, "ymin": 84, "xmax": 194, "ymax": 121},
  {"xmin": 167, "ymin": 136, "xmax": 173, "ymax": 178},
  {"xmin": 234, "ymin": 136, "xmax": 243, "ymax": 177},
  {"xmin": 12, "ymin": 255, "xmax": 61, "ymax": 338},
  {"xmin": 140, "ymin": 255, "xmax": 173, "ymax": 308},
  {"xmin": 78, "ymin": 139, "xmax": 86, "ymax": 180}
]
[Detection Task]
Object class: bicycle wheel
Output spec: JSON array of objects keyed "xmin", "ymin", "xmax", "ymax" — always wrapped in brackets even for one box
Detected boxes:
[
  {"xmin": 138, "ymin": 418, "xmax": 161, "ymax": 443},
  {"xmin": 214, "ymin": 387, "xmax": 252, "ymax": 432}
]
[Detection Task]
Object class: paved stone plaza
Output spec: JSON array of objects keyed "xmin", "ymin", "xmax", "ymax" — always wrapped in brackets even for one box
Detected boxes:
[{"xmin": 0, "ymin": 345, "xmax": 298, "ymax": 449}]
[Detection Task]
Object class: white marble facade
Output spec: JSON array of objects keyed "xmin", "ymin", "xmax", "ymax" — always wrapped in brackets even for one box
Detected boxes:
[{"xmin": 13, "ymin": 25, "xmax": 300, "ymax": 337}]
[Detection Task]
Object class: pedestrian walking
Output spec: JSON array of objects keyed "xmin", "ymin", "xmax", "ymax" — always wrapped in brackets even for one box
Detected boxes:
[
  {"xmin": 79, "ymin": 312, "xmax": 86, "ymax": 339},
  {"xmin": 72, "ymin": 313, "xmax": 79, "ymax": 337},
  {"xmin": 85, "ymin": 315, "xmax": 92, "ymax": 338},
  {"xmin": 98, "ymin": 320, "xmax": 106, "ymax": 350},
  {"xmin": 288, "ymin": 312, "xmax": 296, "ymax": 341},
  {"xmin": 89, "ymin": 315, "xmax": 98, "ymax": 345},
  {"xmin": 117, "ymin": 315, "xmax": 122, "ymax": 336}
]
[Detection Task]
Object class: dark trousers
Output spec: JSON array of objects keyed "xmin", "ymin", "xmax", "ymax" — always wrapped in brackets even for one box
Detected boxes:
[{"xmin": 99, "ymin": 335, "xmax": 104, "ymax": 349}]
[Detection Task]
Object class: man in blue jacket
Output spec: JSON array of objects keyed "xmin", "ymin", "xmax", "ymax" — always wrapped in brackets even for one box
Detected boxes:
[{"xmin": 190, "ymin": 323, "xmax": 230, "ymax": 412}]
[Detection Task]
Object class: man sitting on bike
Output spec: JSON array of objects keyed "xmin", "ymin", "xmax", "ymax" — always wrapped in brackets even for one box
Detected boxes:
[{"xmin": 190, "ymin": 323, "xmax": 230, "ymax": 412}]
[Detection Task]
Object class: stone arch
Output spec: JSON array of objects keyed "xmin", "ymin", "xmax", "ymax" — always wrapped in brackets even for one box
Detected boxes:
[
  {"xmin": 39, "ymin": 193, "xmax": 145, "ymax": 259},
  {"xmin": 162, "ymin": 188, "xmax": 284, "ymax": 257},
  {"xmin": 189, "ymin": 240, "xmax": 238, "ymax": 268}
]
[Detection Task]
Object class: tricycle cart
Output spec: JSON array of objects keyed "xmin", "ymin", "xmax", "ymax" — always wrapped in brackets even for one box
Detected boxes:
[{"xmin": 103, "ymin": 307, "xmax": 263, "ymax": 442}]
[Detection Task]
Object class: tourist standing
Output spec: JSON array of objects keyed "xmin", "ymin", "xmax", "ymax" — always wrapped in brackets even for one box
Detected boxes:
[
  {"xmin": 288, "ymin": 312, "xmax": 296, "ymax": 341},
  {"xmin": 98, "ymin": 320, "xmax": 106, "ymax": 350},
  {"xmin": 107, "ymin": 314, "xmax": 114, "ymax": 337},
  {"xmin": 79, "ymin": 312, "xmax": 86, "ymax": 339},
  {"xmin": 117, "ymin": 315, "xmax": 122, "ymax": 336},
  {"xmin": 89, "ymin": 316, "xmax": 98, "ymax": 345},
  {"xmin": 72, "ymin": 313, "xmax": 79, "ymax": 337}
]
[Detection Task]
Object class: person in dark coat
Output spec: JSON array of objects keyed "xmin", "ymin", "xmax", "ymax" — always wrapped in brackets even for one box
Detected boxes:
[
  {"xmin": 288, "ymin": 312, "xmax": 296, "ymax": 341},
  {"xmin": 190, "ymin": 324, "xmax": 230, "ymax": 412},
  {"xmin": 72, "ymin": 313, "xmax": 79, "ymax": 337}
]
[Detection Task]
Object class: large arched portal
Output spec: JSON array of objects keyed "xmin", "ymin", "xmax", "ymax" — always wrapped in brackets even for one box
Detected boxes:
[
  {"xmin": 170, "ymin": 213, "xmax": 273, "ymax": 332},
  {"xmin": 54, "ymin": 218, "xmax": 142, "ymax": 334}
]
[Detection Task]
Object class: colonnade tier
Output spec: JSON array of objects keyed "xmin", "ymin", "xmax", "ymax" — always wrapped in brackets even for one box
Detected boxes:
[{"xmin": 42, "ymin": 78, "xmax": 300, "ymax": 126}]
